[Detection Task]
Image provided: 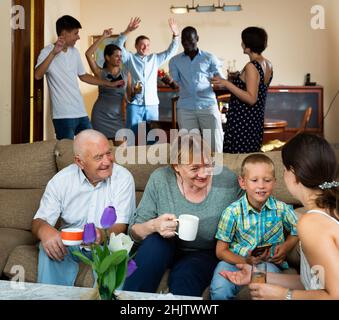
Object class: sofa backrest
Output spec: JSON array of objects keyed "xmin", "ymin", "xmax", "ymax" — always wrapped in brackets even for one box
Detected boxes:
[
  {"xmin": 0, "ymin": 140, "xmax": 58, "ymax": 230},
  {"xmin": 55, "ymin": 140, "xmax": 170, "ymax": 205},
  {"xmin": 55, "ymin": 140, "xmax": 300, "ymax": 206}
]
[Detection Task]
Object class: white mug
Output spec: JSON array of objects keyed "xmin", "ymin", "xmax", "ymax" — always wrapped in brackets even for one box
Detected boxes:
[{"xmin": 175, "ymin": 214, "xmax": 199, "ymax": 241}]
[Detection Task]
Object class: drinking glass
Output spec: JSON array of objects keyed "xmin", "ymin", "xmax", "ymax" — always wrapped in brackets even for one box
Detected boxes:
[{"xmin": 251, "ymin": 262, "xmax": 267, "ymax": 283}]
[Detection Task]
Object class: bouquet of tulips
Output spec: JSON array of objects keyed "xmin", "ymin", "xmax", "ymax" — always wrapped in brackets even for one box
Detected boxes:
[{"xmin": 72, "ymin": 206, "xmax": 137, "ymax": 300}]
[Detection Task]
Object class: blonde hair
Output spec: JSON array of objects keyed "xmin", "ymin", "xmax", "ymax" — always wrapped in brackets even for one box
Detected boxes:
[
  {"xmin": 170, "ymin": 133, "xmax": 213, "ymax": 169},
  {"xmin": 240, "ymin": 153, "xmax": 275, "ymax": 178}
]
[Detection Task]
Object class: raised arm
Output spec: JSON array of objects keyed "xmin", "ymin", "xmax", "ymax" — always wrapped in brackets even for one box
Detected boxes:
[
  {"xmin": 35, "ymin": 36, "xmax": 65, "ymax": 80},
  {"xmin": 114, "ymin": 17, "xmax": 141, "ymax": 63},
  {"xmin": 168, "ymin": 18, "xmax": 179, "ymax": 37},
  {"xmin": 86, "ymin": 28, "xmax": 113, "ymax": 78},
  {"xmin": 121, "ymin": 17, "xmax": 141, "ymax": 37},
  {"xmin": 156, "ymin": 18, "xmax": 180, "ymax": 66}
]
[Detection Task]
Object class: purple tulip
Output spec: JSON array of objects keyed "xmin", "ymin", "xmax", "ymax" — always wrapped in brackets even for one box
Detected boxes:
[
  {"xmin": 100, "ymin": 206, "xmax": 117, "ymax": 229},
  {"xmin": 127, "ymin": 259, "xmax": 137, "ymax": 277},
  {"xmin": 83, "ymin": 223, "xmax": 96, "ymax": 245}
]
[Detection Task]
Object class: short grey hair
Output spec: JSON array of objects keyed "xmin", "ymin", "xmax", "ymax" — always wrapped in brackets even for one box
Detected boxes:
[
  {"xmin": 170, "ymin": 132, "xmax": 213, "ymax": 167},
  {"xmin": 73, "ymin": 129, "xmax": 108, "ymax": 158}
]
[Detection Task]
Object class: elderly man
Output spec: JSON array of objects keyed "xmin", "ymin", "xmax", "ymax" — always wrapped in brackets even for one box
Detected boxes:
[
  {"xmin": 114, "ymin": 17, "xmax": 179, "ymax": 138},
  {"xmin": 32, "ymin": 129, "xmax": 136, "ymax": 286}
]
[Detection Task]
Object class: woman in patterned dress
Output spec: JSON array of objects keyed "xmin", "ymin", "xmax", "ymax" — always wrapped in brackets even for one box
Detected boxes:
[
  {"xmin": 211, "ymin": 27, "xmax": 273, "ymax": 153},
  {"xmin": 86, "ymin": 29, "xmax": 126, "ymax": 144}
]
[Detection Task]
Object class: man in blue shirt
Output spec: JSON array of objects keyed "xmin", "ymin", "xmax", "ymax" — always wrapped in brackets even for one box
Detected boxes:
[
  {"xmin": 115, "ymin": 17, "xmax": 179, "ymax": 142},
  {"xmin": 169, "ymin": 26, "xmax": 225, "ymax": 153}
]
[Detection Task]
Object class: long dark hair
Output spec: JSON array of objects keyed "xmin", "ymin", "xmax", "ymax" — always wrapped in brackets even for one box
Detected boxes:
[
  {"xmin": 102, "ymin": 44, "xmax": 121, "ymax": 69},
  {"xmin": 282, "ymin": 133, "xmax": 339, "ymax": 219}
]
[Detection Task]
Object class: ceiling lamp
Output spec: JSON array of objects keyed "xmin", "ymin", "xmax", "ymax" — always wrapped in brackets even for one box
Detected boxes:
[
  {"xmin": 222, "ymin": 4, "xmax": 241, "ymax": 11},
  {"xmin": 170, "ymin": 6, "xmax": 190, "ymax": 14},
  {"xmin": 170, "ymin": 1, "xmax": 242, "ymax": 14},
  {"xmin": 196, "ymin": 5, "xmax": 216, "ymax": 12},
  {"xmin": 170, "ymin": 1, "xmax": 195, "ymax": 14}
]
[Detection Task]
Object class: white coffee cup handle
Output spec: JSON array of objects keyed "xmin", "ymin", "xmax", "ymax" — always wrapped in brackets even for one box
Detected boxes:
[{"xmin": 174, "ymin": 219, "xmax": 179, "ymax": 236}]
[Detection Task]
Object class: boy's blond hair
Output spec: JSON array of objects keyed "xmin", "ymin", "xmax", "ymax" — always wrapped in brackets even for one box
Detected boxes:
[{"xmin": 240, "ymin": 154, "xmax": 275, "ymax": 178}]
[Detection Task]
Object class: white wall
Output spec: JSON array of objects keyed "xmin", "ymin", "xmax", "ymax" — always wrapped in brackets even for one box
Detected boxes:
[
  {"xmin": 78, "ymin": 0, "xmax": 338, "ymax": 143},
  {"xmin": 0, "ymin": 0, "xmax": 12, "ymax": 145},
  {"xmin": 1, "ymin": 0, "xmax": 338, "ymax": 144}
]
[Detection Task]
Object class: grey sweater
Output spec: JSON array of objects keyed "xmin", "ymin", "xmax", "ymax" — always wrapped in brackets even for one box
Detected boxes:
[{"xmin": 128, "ymin": 166, "xmax": 242, "ymax": 250}]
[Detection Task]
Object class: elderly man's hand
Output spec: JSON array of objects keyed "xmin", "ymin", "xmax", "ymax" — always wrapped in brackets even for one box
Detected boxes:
[{"xmin": 41, "ymin": 228, "xmax": 68, "ymax": 261}]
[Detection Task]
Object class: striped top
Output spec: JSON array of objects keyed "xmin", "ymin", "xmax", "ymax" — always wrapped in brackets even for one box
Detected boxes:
[{"xmin": 300, "ymin": 209, "xmax": 339, "ymax": 290}]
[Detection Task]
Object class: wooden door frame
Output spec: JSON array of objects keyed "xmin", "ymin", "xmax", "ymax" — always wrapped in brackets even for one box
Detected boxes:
[{"xmin": 11, "ymin": 0, "xmax": 44, "ymax": 144}]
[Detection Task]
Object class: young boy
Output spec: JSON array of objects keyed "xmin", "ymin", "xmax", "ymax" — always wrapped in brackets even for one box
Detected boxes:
[
  {"xmin": 210, "ymin": 154, "xmax": 298, "ymax": 300},
  {"xmin": 35, "ymin": 15, "xmax": 117, "ymax": 140}
]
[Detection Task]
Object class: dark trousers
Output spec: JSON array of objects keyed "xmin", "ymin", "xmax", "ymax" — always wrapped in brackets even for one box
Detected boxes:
[
  {"xmin": 123, "ymin": 234, "xmax": 219, "ymax": 297},
  {"xmin": 52, "ymin": 116, "xmax": 92, "ymax": 140}
]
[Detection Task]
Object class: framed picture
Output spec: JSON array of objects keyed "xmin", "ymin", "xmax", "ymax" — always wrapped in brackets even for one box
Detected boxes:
[{"xmin": 90, "ymin": 34, "xmax": 120, "ymax": 68}]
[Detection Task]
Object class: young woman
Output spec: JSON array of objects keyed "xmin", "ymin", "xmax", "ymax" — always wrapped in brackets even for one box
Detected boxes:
[
  {"xmin": 221, "ymin": 133, "xmax": 339, "ymax": 299},
  {"xmin": 86, "ymin": 29, "xmax": 126, "ymax": 144},
  {"xmin": 211, "ymin": 27, "xmax": 273, "ymax": 153}
]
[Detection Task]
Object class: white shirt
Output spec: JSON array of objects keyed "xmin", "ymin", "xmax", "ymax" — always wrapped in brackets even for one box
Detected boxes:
[
  {"xmin": 34, "ymin": 163, "xmax": 136, "ymax": 229},
  {"xmin": 36, "ymin": 44, "xmax": 88, "ymax": 119}
]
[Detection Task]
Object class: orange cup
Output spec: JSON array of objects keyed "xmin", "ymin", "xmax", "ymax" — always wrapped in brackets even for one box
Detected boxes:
[{"xmin": 60, "ymin": 228, "xmax": 83, "ymax": 246}]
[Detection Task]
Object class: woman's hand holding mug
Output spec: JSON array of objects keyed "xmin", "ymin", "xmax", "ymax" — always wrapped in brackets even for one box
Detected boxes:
[{"xmin": 153, "ymin": 214, "xmax": 177, "ymax": 238}]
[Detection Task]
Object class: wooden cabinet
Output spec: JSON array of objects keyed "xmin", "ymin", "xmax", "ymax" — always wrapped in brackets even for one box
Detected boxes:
[
  {"xmin": 265, "ymin": 86, "xmax": 324, "ymax": 141},
  {"xmin": 157, "ymin": 85, "xmax": 324, "ymax": 143}
]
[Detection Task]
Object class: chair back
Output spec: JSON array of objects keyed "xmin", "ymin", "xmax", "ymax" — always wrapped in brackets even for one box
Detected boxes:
[{"xmin": 296, "ymin": 107, "xmax": 312, "ymax": 135}]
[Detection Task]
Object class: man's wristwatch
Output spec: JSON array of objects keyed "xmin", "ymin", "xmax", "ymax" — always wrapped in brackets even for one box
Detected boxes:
[
  {"xmin": 173, "ymin": 34, "xmax": 179, "ymax": 38},
  {"xmin": 285, "ymin": 288, "xmax": 293, "ymax": 300}
]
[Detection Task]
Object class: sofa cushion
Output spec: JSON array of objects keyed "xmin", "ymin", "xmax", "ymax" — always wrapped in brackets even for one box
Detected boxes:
[
  {"xmin": 4, "ymin": 244, "xmax": 94, "ymax": 287},
  {"xmin": 0, "ymin": 228, "xmax": 37, "ymax": 275},
  {"xmin": 0, "ymin": 140, "xmax": 57, "ymax": 189},
  {"xmin": 55, "ymin": 139, "xmax": 75, "ymax": 171},
  {"xmin": 0, "ymin": 189, "xmax": 44, "ymax": 230},
  {"xmin": 3, "ymin": 245, "xmax": 38, "ymax": 282}
]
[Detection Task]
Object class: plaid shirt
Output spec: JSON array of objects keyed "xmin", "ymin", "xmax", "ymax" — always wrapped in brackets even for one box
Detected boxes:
[{"xmin": 216, "ymin": 194, "xmax": 298, "ymax": 269}]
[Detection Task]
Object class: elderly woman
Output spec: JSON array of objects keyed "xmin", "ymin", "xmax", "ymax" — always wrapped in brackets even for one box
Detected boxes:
[{"xmin": 123, "ymin": 133, "xmax": 242, "ymax": 297}]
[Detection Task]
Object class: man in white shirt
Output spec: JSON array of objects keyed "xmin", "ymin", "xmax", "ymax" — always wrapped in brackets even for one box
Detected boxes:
[
  {"xmin": 35, "ymin": 15, "xmax": 120, "ymax": 140},
  {"xmin": 32, "ymin": 129, "xmax": 136, "ymax": 286}
]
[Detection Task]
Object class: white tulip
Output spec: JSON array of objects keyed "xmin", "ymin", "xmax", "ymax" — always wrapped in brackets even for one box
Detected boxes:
[{"xmin": 108, "ymin": 233, "xmax": 133, "ymax": 254}]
